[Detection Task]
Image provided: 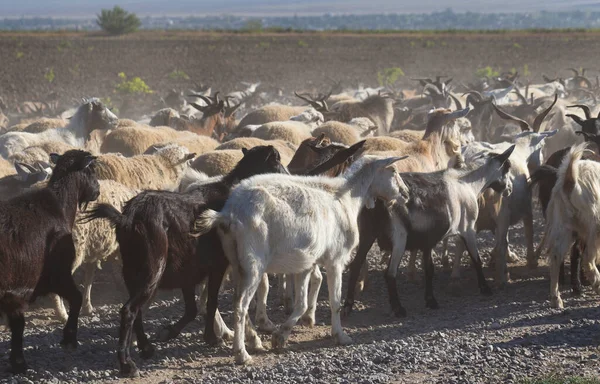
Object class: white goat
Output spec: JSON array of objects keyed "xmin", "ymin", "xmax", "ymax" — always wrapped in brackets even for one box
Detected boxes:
[
  {"xmin": 191, "ymin": 155, "xmax": 409, "ymax": 364},
  {"xmin": 539, "ymin": 143, "xmax": 600, "ymax": 308},
  {"xmin": 0, "ymin": 98, "xmax": 118, "ymax": 159}
]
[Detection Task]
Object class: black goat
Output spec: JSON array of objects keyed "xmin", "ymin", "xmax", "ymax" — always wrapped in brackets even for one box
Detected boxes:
[{"xmin": 0, "ymin": 150, "xmax": 99, "ymax": 373}]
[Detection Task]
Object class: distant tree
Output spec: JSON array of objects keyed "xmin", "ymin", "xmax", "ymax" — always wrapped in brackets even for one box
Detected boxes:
[{"xmin": 96, "ymin": 6, "xmax": 141, "ymax": 35}]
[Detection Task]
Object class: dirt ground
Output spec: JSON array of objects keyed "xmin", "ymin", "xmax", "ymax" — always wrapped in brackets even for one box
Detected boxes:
[{"xmin": 1, "ymin": 31, "xmax": 599, "ymax": 108}]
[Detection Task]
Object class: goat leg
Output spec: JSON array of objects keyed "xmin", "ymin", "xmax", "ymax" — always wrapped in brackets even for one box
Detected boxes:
[
  {"xmin": 255, "ymin": 273, "xmax": 276, "ymax": 332},
  {"xmin": 7, "ymin": 311, "xmax": 27, "ymax": 374},
  {"xmin": 570, "ymin": 242, "xmax": 583, "ymax": 295},
  {"xmin": 272, "ymin": 269, "xmax": 312, "ymax": 349},
  {"xmin": 81, "ymin": 263, "xmax": 96, "ymax": 316},
  {"xmin": 133, "ymin": 310, "xmax": 155, "ymax": 359},
  {"xmin": 423, "ymin": 248, "xmax": 439, "ymax": 309},
  {"xmin": 205, "ymin": 261, "xmax": 230, "ymax": 345},
  {"xmin": 461, "ymin": 231, "xmax": 493, "ymax": 296},
  {"xmin": 157, "ymin": 285, "xmax": 198, "ymax": 342},
  {"xmin": 300, "ymin": 266, "xmax": 323, "ymax": 327},
  {"xmin": 343, "ymin": 228, "xmax": 376, "ymax": 316}
]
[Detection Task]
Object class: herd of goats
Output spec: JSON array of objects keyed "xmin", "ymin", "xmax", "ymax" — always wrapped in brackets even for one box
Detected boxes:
[{"xmin": 1, "ymin": 69, "xmax": 600, "ymax": 377}]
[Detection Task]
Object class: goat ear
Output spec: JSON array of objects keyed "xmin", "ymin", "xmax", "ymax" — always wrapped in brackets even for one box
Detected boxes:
[
  {"xmin": 376, "ymin": 156, "xmax": 409, "ymax": 170},
  {"xmin": 494, "ymin": 144, "xmax": 516, "ymax": 164},
  {"xmin": 315, "ymin": 133, "xmax": 327, "ymax": 146},
  {"xmin": 49, "ymin": 153, "xmax": 60, "ymax": 164},
  {"xmin": 14, "ymin": 163, "xmax": 32, "ymax": 180},
  {"xmin": 185, "ymin": 153, "xmax": 197, "ymax": 161},
  {"xmin": 81, "ymin": 155, "xmax": 97, "ymax": 170},
  {"xmin": 242, "ymin": 148, "xmax": 248, "ymax": 155},
  {"xmin": 542, "ymin": 129, "xmax": 558, "ymax": 138}
]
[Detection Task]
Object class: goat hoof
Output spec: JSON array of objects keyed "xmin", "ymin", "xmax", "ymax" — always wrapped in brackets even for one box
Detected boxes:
[
  {"xmin": 480, "ymin": 285, "xmax": 493, "ymax": 296},
  {"xmin": 156, "ymin": 326, "xmax": 176, "ymax": 342},
  {"xmin": 341, "ymin": 303, "xmax": 354, "ymax": 318},
  {"xmin": 550, "ymin": 296, "xmax": 564, "ymax": 309},
  {"xmin": 221, "ymin": 329, "xmax": 234, "ymax": 342},
  {"xmin": 60, "ymin": 338, "xmax": 79, "ymax": 350},
  {"xmin": 299, "ymin": 314, "xmax": 315, "ymax": 327},
  {"xmin": 426, "ymin": 298, "xmax": 439, "ymax": 309},
  {"xmin": 120, "ymin": 362, "xmax": 140, "ymax": 378},
  {"xmin": 234, "ymin": 350, "xmax": 253, "ymax": 365},
  {"xmin": 9, "ymin": 358, "xmax": 28, "ymax": 374},
  {"xmin": 81, "ymin": 306, "xmax": 94, "ymax": 317},
  {"xmin": 271, "ymin": 331, "xmax": 287, "ymax": 349},
  {"xmin": 394, "ymin": 307, "xmax": 407, "ymax": 318},
  {"xmin": 204, "ymin": 332, "xmax": 220, "ymax": 346},
  {"xmin": 256, "ymin": 317, "xmax": 276, "ymax": 333},
  {"xmin": 335, "ymin": 333, "xmax": 353, "ymax": 346},
  {"xmin": 139, "ymin": 344, "xmax": 155, "ymax": 359}
]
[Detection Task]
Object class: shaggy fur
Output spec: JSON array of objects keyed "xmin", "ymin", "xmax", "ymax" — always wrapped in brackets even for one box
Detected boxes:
[
  {"xmin": 95, "ymin": 144, "xmax": 195, "ymax": 190},
  {"xmin": 100, "ymin": 124, "xmax": 197, "ymax": 157},
  {"xmin": 9, "ymin": 141, "xmax": 76, "ymax": 165},
  {"xmin": 0, "ymin": 150, "xmax": 100, "ymax": 373},
  {"xmin": 0, "ymin": 99, "xmax": 117, "ymax": 159},
  {"xmin": 250, "ymin": 121, "xmax": 313, "ymax": 145},
  {"xmin": 236, "ymin": 105, "xmax": 308, "ymax": 129},
  {"xmin": 191, "ymin": 155, "xmax": 408, "ymax": 365}
]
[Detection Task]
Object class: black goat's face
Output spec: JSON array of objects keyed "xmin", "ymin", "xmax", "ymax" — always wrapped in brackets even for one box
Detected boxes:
[
  {"xmin": 487, "ymin": 145, "xmax": 515, "ymax": 196},
  {"xmin": 238, "ymin": 145, "xmax": 289, "ymax": 177},
  {"xmin": 49, "ymin": 150, "xmax": 101, "ymax": 206}
]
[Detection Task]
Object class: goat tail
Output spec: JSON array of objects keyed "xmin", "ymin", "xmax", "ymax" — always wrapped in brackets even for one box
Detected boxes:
[
  {"xmin": 560, "ymin": 143, "xmax": 587, "ymax": 194},
  {"xmin": 190, "ymin": 209, "xmax": 222, "ymax": 237},
  {"xmin": 79, "ymin": 203, "xmax": 124, "ymax": 228},
  {"xmin": 528, "ymin": 164, "xmax": 558, "ymax": 188}
]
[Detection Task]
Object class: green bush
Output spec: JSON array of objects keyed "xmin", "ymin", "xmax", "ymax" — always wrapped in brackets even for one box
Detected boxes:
[
  {"xmin": 115, "ymin": 72, "xmax": 153, "ymax": 95},
  {"xmin": 44, "ymin": 68, "xmax": 55, "ymax": 83},
  {"xmin": 168, "ymin": 69, "xmax": 189, "ymax": 81},
  {"xmin": 377, "ymin": 67, "xmax": 405, "ymax": 87},
  {"xmin": 475, "ymin": 66, "xmax": 500, "ymax": 78},
  {"xmin": 97, "ymin": 6, "xmax": 141, "ymax": 36}
]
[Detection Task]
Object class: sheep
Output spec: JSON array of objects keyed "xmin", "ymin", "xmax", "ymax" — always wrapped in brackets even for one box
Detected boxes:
[
  {"xmin": 362, "ymin": 136, "xmax": 412, "ymax": 153},
  {"xmin": 9, "ymin": 140, "xmax": 76, "ymax": 165},
  {"xmin": 22, "ymin": 117, "xmax": 68, "ymax": 134},
  {"xmin": 143, "ymin": 135, "xmax": 219, "ymax": 156},
  {"xmin": 191, "ymin": 150, "xmax": 244, "ymax": 177},
  {"xmin": 236, "ymin": 104, "xmax": 308, "ymax": 129},
  {"xmin": 312, "ymin": 118, "xmax": 377, "ymax": 145},
  {"xmin": 295, "ymin": 92, "xmax": 394, "ymax": 135},
  {"xmin": 447, "ymin": 130, "xmax": 557, "ymax": 284},
  {"xmin": 82, "ymin": 145, "xmax": 290, "ymax": 377},
  {"xmin": 250, "ymin": 121, "xmax": 313, "ymax": 145},
  {"xmin": 149, "ymin": 108, "xmax": 180, "ymax": 127},
  {"xmin": 0, "ymin": 156, "xmax": 16, "ymax": 178},
  {"xmin": 191, "ymin": 154, "xmax": 409, "ymax": 365},
  {"xmin": 100, "ymin": 124, "xmax": 196, "ymax": 157},
  {"xmin": 539, "ymin": 143, "xmax": 600, "ymax": 309},
  {"xmin": 95, "ymin": 144, "xmax": 196, "ymax": 190},
  {"xmin": 0, "ymin": 150, "xmax": 100, "ymax": 373},
  {"xmin": 0, "ymin": 98, "xmax": 118, "ymax": 159},
  {"xmin": 344, "ymin": 145, "xmax": 514, "ymax": 317}
]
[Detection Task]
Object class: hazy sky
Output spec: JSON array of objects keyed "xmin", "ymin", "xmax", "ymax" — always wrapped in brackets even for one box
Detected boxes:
[{"xmin": 2, "ymin": 0, "xmax": 599, "ymax": 17}]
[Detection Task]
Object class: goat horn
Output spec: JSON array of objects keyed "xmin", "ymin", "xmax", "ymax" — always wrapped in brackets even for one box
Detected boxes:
[
  {"xmin": 532, "ymin": 93, "xmax": 558, "ymax": 133},
  {"xmin": 512, "ymin": 88, "xmax": 529, "ymax": 106},
  {"xmin": 567, "ymin": 68, "xmax": 580, "ymax": 77},
  {"xmin": 190, "ymin": 102, "xmax": 208, "ymax": 112},
  {"xmin": 542, "ymin": 74, "xmax": 557, "ymax": 83},
  {"xmin": 575, "ymin": 131, "xmax": 594, "ymax": 141},
  {"xmin": 566, "ymin": 114, "xmax": 585, "ymax": 127},
  {"xmin": 448, "ymin": 107, "xmax": 470, "ymax": 120},
  {"xmin": 461, "ymin": 90, "xmax": 484, "ymax": 102},
  {"xmin": 423, "ymin": 83, "xmax": 442, "ymax": 96},
  {"xmin": 192, "ymin": 95, "xmax": 212, "ymax": 106},
  {"xmin": 448, "ymin": 94, "xmax": 463, "ymax": 110},
  {"xmin": 492, "ymin": 103, "xmax": 531, "ymax": 132},
  {"xmin": 567, "ymin": 104, "xmax": 592, "ymax": 120},
  {"xmin": 20, "ymin": 162, "xmax": 38, "ymax": 173}
]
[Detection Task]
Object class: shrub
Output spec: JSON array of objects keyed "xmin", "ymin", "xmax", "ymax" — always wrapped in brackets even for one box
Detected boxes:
[
  {"xmin": 44, "ymin": 68, "xmax": 55, "ymax": 83},
  {"xmin": 297, "ymin": 39, "xmax": 309, "ymax": 47},
  {"xmin": 97, "ymin": 6, "xmax": 141, "ymax": 36},
  {"xmin": 115, "ymin": 72, "xmax": 153, "ymax": 95},
  {"xmin": 168, "ymin": 69, "xmax": 189, "ymax": 81},
  {"xmin": 377, "ymin": 67, "xmax": 405, "ymax": 87},
  {"xmin": 476, "ymin": 66, "xmax": 500, "ymax": 78}
]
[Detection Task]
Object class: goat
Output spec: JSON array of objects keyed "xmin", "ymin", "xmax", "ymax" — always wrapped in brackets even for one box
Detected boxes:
[
  {"xmin": 345, "ymin": 145, "xmax": 514, "ymax": 317},
  {"xmin": 191, "ymin": 155, "xmax": 409, "ymax": 365},
  {"xmin": 448, "ymin": 130, "xmax": 556, "ymax": 284},
  {"xmin": 538, "ymin": 143, "xmax": 600, "ymax": 309},
  {"xmin": 0, "ymin": 98, "xmax": 117, "ymax": 159},
  {"xmin": 81, "ymin": 145, "xmax": 290, "ymax": 377},
  {"xmin": 0, "ymin": 150, "xmax": 99, "ymax": 373}
]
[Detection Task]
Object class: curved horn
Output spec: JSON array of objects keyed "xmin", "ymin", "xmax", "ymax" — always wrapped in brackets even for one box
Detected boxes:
[
  {"xmin": 449, "ymin": 94, "xmax": 463, "ymax": 110},
  {"xmin": 461, "ymin": 90, "xmax": 484, "ymax": 102},
  {"xmin": 567, "ymin": 68, "xmax": 580, "ymax": 77},
  {"xmin": 492, "ymin": 104, "xmax": 531, "ymax": 131},
  {"xmin": 532, "ymin": 93, "xmax": 558, "ymax": 133},
  {"xmin": 423, "ymin": 83, "xmax": 442, "ymax": 96},
  {"xmin": 190, "ymin": 102, "xmax": 208, "ymax": 112},
  {"xmin": 512, "ymin": 88, "xmax": 529, "ymax": 106},
  {"xmin": 567, "ymin": 104, "xmax": 592, "ymax": 120},
  {"xmin": 542, "ymin": 74, "xmax": 557, "ymax": 83},
  {"xmin": 294, "ymin": 92, "xmax": 323, "ymax": 110},
  {"xmin": 566, "ymin": 114, "xmax": 585, "ymax": 127}
]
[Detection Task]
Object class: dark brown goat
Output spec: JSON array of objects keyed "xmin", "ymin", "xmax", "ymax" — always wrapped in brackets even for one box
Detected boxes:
[
  {"xmin": 0, "ymin": 150, "xmax": 99, "ymax": 373},
  {"xmin": 187, "ymin": 92, "xmax": 227, "ymax": 139},
  {"xmin": 81, "ymin": 145, "xmax": 287, "ymax": 377}
]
